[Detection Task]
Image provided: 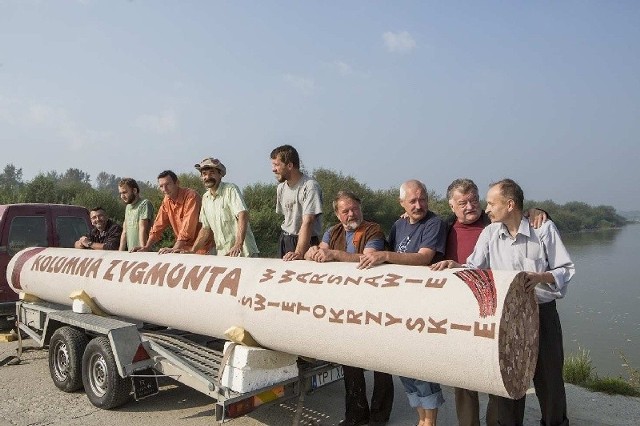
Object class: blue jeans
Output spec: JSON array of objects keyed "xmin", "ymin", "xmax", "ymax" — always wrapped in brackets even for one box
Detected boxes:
[{"xmin": 400, "ymin": 377, "xmax": 445, "ymax": 409}]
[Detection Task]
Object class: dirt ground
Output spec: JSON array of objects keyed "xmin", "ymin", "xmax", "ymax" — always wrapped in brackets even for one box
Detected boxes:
[{"xmin": 1, "ymin": 337, "xmax": 640, "ymax": 425}]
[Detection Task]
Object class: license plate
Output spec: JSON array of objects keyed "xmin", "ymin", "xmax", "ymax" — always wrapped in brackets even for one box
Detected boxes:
[
  {"xmin": 132, "ymin": 368, "xmax": 159, "ymax": 400},
  {"xmin": 311, "ymin": 365, "xmax": 344, "ymax": 390}
]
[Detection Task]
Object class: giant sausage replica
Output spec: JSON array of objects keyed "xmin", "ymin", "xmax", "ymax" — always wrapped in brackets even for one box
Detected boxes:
[{"xmin": 7, "ymin": 247, "xmax": 538, "ymax": 399}]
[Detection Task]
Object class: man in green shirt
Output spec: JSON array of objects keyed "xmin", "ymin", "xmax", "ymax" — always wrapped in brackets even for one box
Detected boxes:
[
  {"xmin": 118, "ymin": 178, "xmax": 154, "ymax": 252},
  {"xmin": 190, "ymin": 157, "xmax": 259, "ymax": 257}
]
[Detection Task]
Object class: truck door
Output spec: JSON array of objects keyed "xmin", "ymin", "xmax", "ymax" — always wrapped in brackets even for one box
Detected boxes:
[
  {"xmin": 0, "ymin": 205, "xmax": 49, "ymax": 307},
  {"xmin": 51, "ymin": 206, "xmax": 91, "ymax": 248}
]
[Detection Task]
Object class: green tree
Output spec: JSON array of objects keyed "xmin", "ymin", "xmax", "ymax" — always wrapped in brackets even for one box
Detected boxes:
[
  {"xmin": 73, "ymin": 189, "xmax": 125, "ymax": 224},
  {"xmin": 96, "ymin": 172, "xmax": 122, "ymax": 196},
  {"xmin": 20, "ymin": 174, "xmax": 59, "ymax": 203},
  {"xmin": 0, "ymin": 164, "xmax": 24, "ymax": 203},
  {"xmin": 243, "ymin": 183, "xmax": 280, "ymax": 257}
]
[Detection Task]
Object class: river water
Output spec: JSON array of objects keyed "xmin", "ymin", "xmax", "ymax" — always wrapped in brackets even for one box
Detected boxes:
[{"xmin": 558, "ymin": 223, "xmax": 640, "ymax": 378}]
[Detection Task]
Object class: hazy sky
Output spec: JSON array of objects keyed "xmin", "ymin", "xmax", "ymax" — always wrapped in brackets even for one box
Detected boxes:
[{"xmin": 1, "ymin": 1, "xmax": 638, "ymax": 210}]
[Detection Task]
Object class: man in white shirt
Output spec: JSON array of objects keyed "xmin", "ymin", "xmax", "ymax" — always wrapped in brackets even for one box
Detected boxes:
[{"xmin": 433, "ymin": 178, "xmax": 575, "ymax": 426}]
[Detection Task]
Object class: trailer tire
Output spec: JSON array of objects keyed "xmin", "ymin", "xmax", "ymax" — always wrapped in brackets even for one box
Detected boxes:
[
  {"xmin": 49, "ymin": 326, "xmax": 89, "ymax": 392},
  {"xmin": 82, "ymin": 336, "xmax": 132, "ymax": 409}
]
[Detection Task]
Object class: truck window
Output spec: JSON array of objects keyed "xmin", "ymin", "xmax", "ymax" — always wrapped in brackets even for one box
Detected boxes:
[
  {"xmin": 8, "ymin": 216, "xmax": 48, "ymax": 256},
  {"xmin": 56, "ymin": 216, "xmax": 90, "ymax": 248}
]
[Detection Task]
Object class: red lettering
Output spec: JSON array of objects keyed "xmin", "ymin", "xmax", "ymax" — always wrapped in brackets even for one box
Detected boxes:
[
  {"xmin": 382, "ymin": 273, "xmax": 402, "ymax": 287},
  {"xmin": 260, "ymin": 268, "xmax": 276, "ymax": 283},
  {"xmin": 205, "ymin": 267, "xmax": 227, "ymax": 292},
  {"xmin": 103, "ymin": 259, "xmax": 121, "ymax": 281},
  {"xmin": 406, "ymin": 317, "xmax": 426, "ymax": 333},
  {"xmin": 427, "ymin": 317, "xmax": 447, "ymax": 334},
  {"xmin": 329, "ymin": 308, "xmax": 344, "ymax": 323}
]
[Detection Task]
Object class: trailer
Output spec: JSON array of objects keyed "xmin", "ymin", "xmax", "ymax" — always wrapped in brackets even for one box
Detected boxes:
[{"xmin": 14, "ymin": 299, "xmax": 343, "ymax": 423}]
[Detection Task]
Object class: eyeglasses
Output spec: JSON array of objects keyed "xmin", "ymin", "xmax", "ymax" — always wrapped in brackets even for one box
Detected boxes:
[{"xmin": 455, "ymin": 197, "xmax": 480, "ymax": 208}]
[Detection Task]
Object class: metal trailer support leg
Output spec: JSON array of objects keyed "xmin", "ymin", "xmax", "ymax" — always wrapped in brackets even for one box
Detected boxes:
[{"xmin": 292, "ymin": 384, "xmax": 305, "ymax": 426}]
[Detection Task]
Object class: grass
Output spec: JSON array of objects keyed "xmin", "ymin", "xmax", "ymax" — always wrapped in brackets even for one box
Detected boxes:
[
  {"xmin": 563, "ymin": 348, "xmax": 640, "ymax": 397},
  {"xmin": 563, "ymin": 348, "xmax": 594, "ymax": 386}
]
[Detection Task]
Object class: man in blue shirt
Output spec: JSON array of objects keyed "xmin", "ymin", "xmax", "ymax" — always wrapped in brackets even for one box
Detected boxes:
[
  {"xmin": 358, "ymin": 179, "xmax": 446, "ymax": 426},
  {"xmin": 305, "ymin": 190, "xmax": 392, "ymax": 426}
]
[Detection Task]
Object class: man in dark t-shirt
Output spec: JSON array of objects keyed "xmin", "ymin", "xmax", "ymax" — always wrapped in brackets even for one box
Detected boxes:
[{"xmin": 358, "ymin": 179, "xmax": 446, "ymax": 426}]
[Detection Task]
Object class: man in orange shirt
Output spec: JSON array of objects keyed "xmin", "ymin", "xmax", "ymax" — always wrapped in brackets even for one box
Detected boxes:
[{"xmin": 132, "ymin": 170, "xmax": 206, "ymax": 254}]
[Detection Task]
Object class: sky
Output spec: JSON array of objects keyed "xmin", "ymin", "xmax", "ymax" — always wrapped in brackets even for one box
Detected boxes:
[{"xmin": 1, "ymin": 1, "xmax": 639, "ymax": 211}]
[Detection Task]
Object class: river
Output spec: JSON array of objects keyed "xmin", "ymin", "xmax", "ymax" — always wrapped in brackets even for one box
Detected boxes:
[{"xmin": 558, "ymin": 223, "xmax": 640, "ymax": 378}]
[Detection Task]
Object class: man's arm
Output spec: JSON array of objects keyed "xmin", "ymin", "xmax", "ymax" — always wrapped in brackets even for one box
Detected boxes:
[
  {"xmin": 190, "ymin": 227, "xmax": 214, "ymax": 254},
  {"xmin": 530, "ymin": 221, "xmax": 575, "ymax": 293},
  {"xmin": 75, "ymin": 235, "xmax": 91, "ymax": 249},
  {"xmin": 358, "ymin": 247, "xmax": 437, "ymax": 269},
  {"xmin": 526, "ymin": 208, "xmax": 549, "ymax": 229},
  {"xmin": 306, "ymin": 243, "xmax": 377, "ymax": 263},
  {"xmin": 228, "ymin": 210, "xmax": 248, "ymax": 257},
  {"xmin": 119, "ymin": 227, "xmax": 127, "ymax": 251},
  {"xmin": 134, "ymin": 203, "xmax": 167, "ymax": 252},
  {"xmin": 138, "ymin": 200, "xmax": 153, "ymax": 248},
  {"xmin": 139, "ymin": 219, "xmax": 151, "ymax": 248},
  {"xmin": 284, "ymin": 213, "xmax": 316, "ymax": 261}
]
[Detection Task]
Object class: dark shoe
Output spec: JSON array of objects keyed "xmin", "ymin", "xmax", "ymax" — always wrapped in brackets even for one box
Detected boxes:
[
  {"xmin": 368, "ymin": 422, "xmax": 388, "ymax": 426},
  {"xmin": 338, "ymin": 419, "xmax": 369, "ymax": 426}
]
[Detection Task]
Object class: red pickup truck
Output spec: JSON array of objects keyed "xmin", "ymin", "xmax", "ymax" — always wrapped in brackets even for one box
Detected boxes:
[{"xmin": 0, "ymin": 204, "xmax": 91, "ymax": 327}]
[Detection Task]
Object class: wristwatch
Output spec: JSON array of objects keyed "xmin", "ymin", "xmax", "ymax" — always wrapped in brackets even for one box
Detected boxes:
[{"xmin": 87, "ymin": 241, "xmax": 93, "ymax": 249}]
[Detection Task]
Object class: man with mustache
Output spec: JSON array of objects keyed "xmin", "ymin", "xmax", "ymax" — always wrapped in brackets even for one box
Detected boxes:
[
  {"xmin": 305, "ymin": 190, "xmax": 393, "ymax": 426},
  {"xmin": 358, "ymin": 179, "xmax": 446, "ymax": 426},
  {"xmin": 270, "ymin": 144, "xmax": 323, "ymax": 260},
  {"xmin": 75, "ymin": 207, "xmax": 122, "ymax": 250},
  {"xmin": 189, "ymin": 157, "xmax": 259, "ymax": 257},
  {"xmin": 118, "ymin": 178, "xmax": 154, "ymax": 252},
  {"xmin": 433, "ymin": 179, "xmax": 574, "ymax": 426},
  {"xmin": 432, "ymin": 178, "xmax": 547, "ymax": 426}
]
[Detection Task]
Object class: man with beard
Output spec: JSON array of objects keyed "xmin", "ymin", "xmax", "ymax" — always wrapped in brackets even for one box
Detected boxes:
[
  {"xmin": 75, "ymin": 207, "xmax": 122, "ymax": 250},
  {"xmin": 358, "ymin": 179, "xmax": 446, "ymax": 426},
  {"xmin": 305, "ymin": 190, "xmax": 393, "ymax": 426},
  {"xmin": 189, "ymin": 157, "xmax": 259, "ymax": 257},
  {"xmin": 270, "ymin": 144, "xmax": 323, "ymax": 260},
  {"xmin": 133, "ymin": 170, "xmax": 206, "ymax": 254},
  {"xmin": 118, "ymin": 178, "xmax": 154, "ymax": 252}
]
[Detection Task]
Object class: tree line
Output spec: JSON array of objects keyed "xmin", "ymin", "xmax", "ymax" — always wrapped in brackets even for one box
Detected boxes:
[{"xmin": 0, "ymin": 164, "xmax": 627, "ymax": 257}]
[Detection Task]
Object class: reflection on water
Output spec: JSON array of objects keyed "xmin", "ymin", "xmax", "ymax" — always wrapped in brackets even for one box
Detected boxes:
[
  {"xmin": 558, "ymin": 224, "xmax": 640, "ymax": 378},
  {"xmin": 562, "ymin": 227, "xmax": 621, "ymax": 248}
]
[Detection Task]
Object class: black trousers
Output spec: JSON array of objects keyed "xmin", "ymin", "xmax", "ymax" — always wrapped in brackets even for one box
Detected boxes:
[
  {"xmin": 343, "ymin": 365, "xmax": 394, "ymax": 423},
  {"xmin": 278, "ymin": 232, "xmax": 319, "ymax": 258},
  {"xmin": 454, "ymin": 387, "xmax": 480, "ymax": 426},
  {"xmin": 486, "ymin": 300, "xmax": 569, "ymax": 426}
]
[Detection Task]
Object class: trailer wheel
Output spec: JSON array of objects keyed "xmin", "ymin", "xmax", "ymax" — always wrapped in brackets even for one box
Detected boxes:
[
  {"xmin": 82, "ymin": 336, "xmax": 131, "ymax": 409},
  {"xmin": 49, "ymin": 326, "xmax": 89, "ymax": 392}
]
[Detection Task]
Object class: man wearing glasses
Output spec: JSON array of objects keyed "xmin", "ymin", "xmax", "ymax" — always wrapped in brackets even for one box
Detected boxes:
[
  {"xmin": 432, "ymin": 179, "xmax": 573, "ymax": 426},
  {"xmin": 433, "ymin": 178, "xmax": 547, "ymax": 426},
  {"xmin": 358, "ymin": 179, "xmax": 446, "ymax": 426}
]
